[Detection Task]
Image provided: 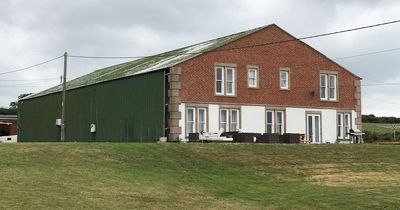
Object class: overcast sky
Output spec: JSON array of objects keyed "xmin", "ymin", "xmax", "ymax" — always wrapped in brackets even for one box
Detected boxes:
[{"xmin": 0, "ymin": 0, "xmax": 399, "ymax": 116}]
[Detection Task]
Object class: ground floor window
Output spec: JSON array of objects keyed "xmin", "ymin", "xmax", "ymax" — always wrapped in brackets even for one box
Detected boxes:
[
  {"xmin": 185, "ymin": 107, "xmax": 208, "ymax": 137},
  {"xmin": 220, "ymin": 108, "xmax": 240, "ymax": 132},
  {"xmin": 337, "ymin": 113, "xmax": 351, "ymax": 140},
  {"xmin": 266, "ymin": 110, "xmax": 285, "ymax": 134}
]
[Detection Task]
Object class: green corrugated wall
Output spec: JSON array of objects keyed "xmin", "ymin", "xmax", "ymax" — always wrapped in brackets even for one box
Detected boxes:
[{"xmin": 18, "ymin": 70, "xmax": 165, "ymax": 142}]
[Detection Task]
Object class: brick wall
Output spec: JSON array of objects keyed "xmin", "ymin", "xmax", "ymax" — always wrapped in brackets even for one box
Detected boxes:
[
  {"xmin": 177, "ymin": 24, "xmax": 360, "ymax": 109},
  {"xmin": 0, "ymin": 119, "xmax": 17, "ymax": 136}
]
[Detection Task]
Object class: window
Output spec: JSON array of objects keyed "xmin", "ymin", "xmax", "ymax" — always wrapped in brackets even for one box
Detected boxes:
[
  {"xmin": 265, "ymin": 110, "xmax": 285, "ymax": 134},
  {"xmin": 280, "ymin": 70, "xmax": 289, "ymax": 90},
  {"xmin": 219, "ymin": 108, "xmax": 240, "ymax": 132},
  {"xmin": 248, "ymin": 68, "xmax": 258, "ymax": 88},
  {"xmin": 215, "ymin": 67, "xmax": 224, "ymax": 95},
  {"xmin": 320, "ymin": 73, "xmax": 337, "ymax": 101},
  {"xmin": 329, "ymin": 75, "xmax": 337, "ymax": 100},
  {"xmin": 266, "ymin": 111, "xmax": 274, "ymax": 133},
  {"xmin": 198, "ymin": 108, "xmax": 207, "ymax": 133},
  {"xmin": 344, "ymin": 113, "xmax": 351, "ymax": 139},
  {"xmin": 337, "ymin": 113, "xmax": 351, "ymax": 140},
  {"xmin": 337, "ymin": 114, "xmax": 343, "ymax": 139},
  {"xmin": 230, "ymin": 109, "xmax": 239, "ymax": 131},
  {"xmin": 276, "ymin": 111, "xmax": 284, "ymax": 134},
  {"xmin": 185, "ymin": 107, "xmax": 208, "ymax": 137},
  {"xmin": 320, "ymin": 74, "xmax": 327, "ymax": 100},
  {"xmin": 186, "ymin": 108, "xmax": 195, "ymax": 137},
  {"xmin": 215, "ymin": 66, "xmax": 236, "ymax": 96},
  {"xmin": 226, "ymin": 68, "xmax": 235, "ymax": 95},
  {"xmin": 220, "ymin": 109, "xmax": 228, "ymax": 132}
]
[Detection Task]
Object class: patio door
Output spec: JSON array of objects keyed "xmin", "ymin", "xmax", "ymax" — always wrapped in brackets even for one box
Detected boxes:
[{"xmin": 306, "ymin": 114, "xmax": 321, "ymax": 144}]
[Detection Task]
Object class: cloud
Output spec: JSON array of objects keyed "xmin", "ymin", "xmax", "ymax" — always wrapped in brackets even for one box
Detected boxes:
[{"xmin": 0, "ymin": 0, "xmax": 399, "ymax": 116}]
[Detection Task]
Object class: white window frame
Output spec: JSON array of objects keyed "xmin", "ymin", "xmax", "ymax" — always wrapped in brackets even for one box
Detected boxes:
[
  {"xmin": 276, "ymin": 111, "xmax": 285, "ymax": 135},
  {"xmin": 185, "ymin": 107, "xmax": 196, "ymax": 137},
  {"xmin": 226, "ymin": 67, "xmax": 235, "ymax": 96},
  {"xmin": 337, "ymin": 113, "xmax": 351, "ymax": 140},
  {"xmin": 215, "ymin": 67, "xmax": 225, "ymax": 95},
  {"xmin": 197, "ymin": 108, "xmax": 207, "ymax": 133},
  {"xmin": 215, "ymin": 66, "xmax": 236, "ymax": 96},
  {"xmin": 344, "ymin": 113, "xmax": 351, "ymax": 139},
  {"xmin": 219, "ymin": 108, "xmax": 240, "ymax": 132},
  {"xmin": 266, "ymin": 110, "xmax": 275, "ymax": 134},
  {"xmin": 320, "ymin": 73, "xmax": 338, "ymax": 101},
  {"xmin": 280, "ymin": 70, "xmax": 290, "ymax": 90},
  {"xmin": 220, "ymin": 109, "xmax": 228, "ymax": 132},
  {"xmin": 265, "ymin": 110, "xmax": 285, "ymax": 134},
  {"xmin": 186, "ymin": 107, "xmax": 208, "ymax": 137},
  {"xmin": 329, "ymin": 74, "xmax": 337, "ymax": 100},
  {"xmin": 320, "ymin": 74, "xmax": 328, "ymax": 100},
  {"xmin": 248, "ymin": 68, "xmax": 258, "ymax": 88},
  {"xmin": 230, "ymin": 109, "xmax": 240, "ymax": 131},
  {"xmin": 337, "ymin": 113, "xmax": 344, "ymax": 139}
]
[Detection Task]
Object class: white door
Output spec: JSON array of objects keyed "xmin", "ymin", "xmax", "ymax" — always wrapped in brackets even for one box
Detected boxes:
[{"xmin": 306, "ymin": 114, "xmax": 321, "ymax": 144}]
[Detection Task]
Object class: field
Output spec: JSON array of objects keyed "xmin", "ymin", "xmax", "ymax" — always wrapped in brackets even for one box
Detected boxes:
[
  {"xmin": 0, "ymin": 143, "xmax": 399, "ymax": 209},
  {"xmin": 363, "ymin": 123, "xmax": 400, "ymax": 134}
]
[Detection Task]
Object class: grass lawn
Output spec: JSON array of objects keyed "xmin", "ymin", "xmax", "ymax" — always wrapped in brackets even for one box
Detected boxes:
[{"xmin": 0, "ymin": 143, "xmax": 399, "ymax": 209}]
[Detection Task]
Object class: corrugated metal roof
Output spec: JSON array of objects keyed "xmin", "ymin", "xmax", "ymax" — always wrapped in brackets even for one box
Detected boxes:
[{"xmin": 24, "ymin": 26, "xmax": 265, "ymax": 99}]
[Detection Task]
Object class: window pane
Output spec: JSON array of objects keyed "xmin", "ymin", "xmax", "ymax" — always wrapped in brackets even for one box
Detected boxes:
[
  {"xmin": 266, "ymin": 112, "xmax": 273, "ymax": 123},
  {"xmin": 186, "ymin": 108, "xmax": 195, "ymax": 136},
  {"xmin": 276, "ymin": 112, "xmax": 282, "ymax": 124},
  {"xmin": 227, "ymin": 82, "xmax": 233, "ymax": 94},
  {"xmin": 216, "ymin": 81, "xmax": 222, "ymax": 93},
  {"xmin": 267, "ymin": 125, "xmax": 272, "ymax": 133},
  {"xmin": 281, "ymin": 71, "xmax": 287, "ymax": 79},
  {"xmin": 315, "ymin": 116, "xmax": 320, "ymax": 143},
  {"xmin": 280, "ymin": 71, "xmax": 288, "ymax": 89},
  {"xmin": 216, "ymin": 68, "xmax": 223, "ymax": 80},
  {"xmin": 220, "ymin": 110, "xmax": 228, "ymax": 132},
  {"xmin": 227, "ymin": 69, "xmax": 233, "ymax": 81},
  {"xmin": 320, "ymin": 74, "xmax": 327, "ymax": 99},
  {"xmin": 187, "ymin": 109, "xmax": 194, "ymax": 121},
  {"xmin": 329, "ymin": 75, "xmax": 336, "ymax": 99}
]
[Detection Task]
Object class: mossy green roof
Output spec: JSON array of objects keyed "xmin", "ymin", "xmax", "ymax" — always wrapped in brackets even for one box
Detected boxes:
[{"xmin": 25, "ymin": 26, "xmax": 265, "ymax": 99}]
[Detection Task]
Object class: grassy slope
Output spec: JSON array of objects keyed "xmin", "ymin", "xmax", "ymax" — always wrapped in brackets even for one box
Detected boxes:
[
  {"xmin": 0, "ymin": 143, "xmax": 399, "ymax": 209},
  {"xmin": 363, "ymin": 123, "xmax": 400, "ymax": 134}
]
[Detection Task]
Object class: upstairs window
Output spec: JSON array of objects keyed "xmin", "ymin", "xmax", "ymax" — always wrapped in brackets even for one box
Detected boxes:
[
  {"xmin": 215, "ymin": 66, "xmax": 236, "ymax": 96},
  {"xmin": 320, "ymin": 73, "xmax": 337, "ymax": 101},
  {"xmin": 280, "ymin": 70, "xmax": 290, "ymax": 90},
  {"xmin": 248, "ymin": 68, "xmax": 258, "ymax": 88}
]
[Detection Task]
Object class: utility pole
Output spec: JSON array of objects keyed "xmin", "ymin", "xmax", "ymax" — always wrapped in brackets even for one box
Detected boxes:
[{"xmin": 60, "ymin": 52, "xmax": 68, "ymax": 142}]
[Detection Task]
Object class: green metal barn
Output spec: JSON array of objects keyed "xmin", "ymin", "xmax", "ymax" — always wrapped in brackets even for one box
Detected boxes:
[{"xmin": 18, "ymin": 70, "xmax": 166, "ymax": 142}]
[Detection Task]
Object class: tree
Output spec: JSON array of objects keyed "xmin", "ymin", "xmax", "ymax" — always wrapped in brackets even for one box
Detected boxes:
[{"xmin": 8, "ymin": 93, "xmax": 33, "ymax": 109}]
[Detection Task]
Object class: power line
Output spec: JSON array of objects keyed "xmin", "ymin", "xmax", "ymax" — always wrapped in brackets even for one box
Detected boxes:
[
  {"xmin": 0, "ymin": 55, "xmax": 63, "ymax": 76},
  {"xmin": 334, "ymin": 47, "xmax": 400, "ymax": 60},
  {"xmin": 0, "ymin": 77, "xmax": 60, "ymax": 82},
  {"xmin": 69, "ymin": 19, "xmax": 400, "ymax": 59}
]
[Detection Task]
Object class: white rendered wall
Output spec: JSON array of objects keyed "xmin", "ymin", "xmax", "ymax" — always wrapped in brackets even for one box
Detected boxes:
[
  {"xmin": 241, "ymin": 105, "xmax": 265, "ymax": 133},
  {"xmin": 208, "ymin": 104, "xmax": 220, "ymax": 133},
  {"xmin": 286, "ymin": 107, "xmax": 338, "ymax": 143}
]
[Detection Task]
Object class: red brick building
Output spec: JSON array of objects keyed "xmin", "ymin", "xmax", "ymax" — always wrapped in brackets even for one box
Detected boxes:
[
  {"xmin": 169, "ymin": 24, "xmax": 361, "ymax": 143},
  {"xmin": 0, "ymin": 115, "xmax": 17, "ymax": 136}
]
